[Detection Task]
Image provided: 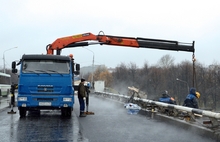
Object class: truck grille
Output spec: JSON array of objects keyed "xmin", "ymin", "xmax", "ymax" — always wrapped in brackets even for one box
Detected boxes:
[
  {"xmin": 37, "ymin": 86, "xmax": 54, "ymax": 92},
  {"xmin": 37, "ymin": 98, "xmax": 55, "ymax": 101}
]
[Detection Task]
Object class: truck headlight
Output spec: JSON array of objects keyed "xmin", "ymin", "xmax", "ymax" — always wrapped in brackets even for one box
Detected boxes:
[
  {"xmin": 18, "ymin": 97, "xmax": 27, "ymax": 101},
  {"xmin": 63, "ymin": 98, "xmax": 72, "ymax": 102}
]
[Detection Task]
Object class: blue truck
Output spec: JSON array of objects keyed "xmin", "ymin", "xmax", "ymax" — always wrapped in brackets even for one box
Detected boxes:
[
  {"xmin": 10, "ymin": 32, "xmax": 194, "ymax": 117},
  {"xmin": 11, "ymin": 54, "xmax": 80, "ymax": 117}
]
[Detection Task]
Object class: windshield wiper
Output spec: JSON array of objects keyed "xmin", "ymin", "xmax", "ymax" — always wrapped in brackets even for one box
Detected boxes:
[
  {"xmin": 23, "ymin": 70, "xmax": 39, "ymax": 75},
  {"xmin": 47, "ymin": 70, "xmax": 63, "ymax": 76},
  {"xmin": 35, "ymin": 70, "xmax": 51, "ymax": 76}
]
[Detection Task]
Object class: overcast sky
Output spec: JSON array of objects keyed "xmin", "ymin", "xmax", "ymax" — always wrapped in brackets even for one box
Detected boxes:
[{"xmin": 1, "ymin": 0, "xmax": 220, "ymax": 69}]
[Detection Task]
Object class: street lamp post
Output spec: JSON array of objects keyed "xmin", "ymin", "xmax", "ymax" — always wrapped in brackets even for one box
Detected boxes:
[
  {"xmin": 176, "ymin": 78, "xmax": 189, "ymax": 93},
  {"xmin": 209, "ymin": 65, "xmax": 220, "ymax": 111},
  {"xmin": 3, "ymin": 47, "xmax": 17, "ymax": 73},
  {"xmin": 82, "ymin": 47, "xmax": 94, "ymax": 88}
]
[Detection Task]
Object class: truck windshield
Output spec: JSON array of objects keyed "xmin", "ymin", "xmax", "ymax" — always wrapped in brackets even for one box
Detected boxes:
[{"xmin": 22, "ymin": 60, "xmax": 70, "ymax": 74}]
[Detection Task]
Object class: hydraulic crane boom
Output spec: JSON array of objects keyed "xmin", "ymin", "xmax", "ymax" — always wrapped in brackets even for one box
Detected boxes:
[{"xmin": 46, "ymin": 31, "xmax": 195, "ymax": 55}]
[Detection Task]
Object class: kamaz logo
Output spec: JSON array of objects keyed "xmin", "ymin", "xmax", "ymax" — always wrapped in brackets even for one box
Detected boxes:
[
  {"xmin": 38, "ymin": 85, "xmax": 53, "ymax": 87},
  {"xmin": 44, "ymin": 88, "xmax": 47, "ymax": 92}
]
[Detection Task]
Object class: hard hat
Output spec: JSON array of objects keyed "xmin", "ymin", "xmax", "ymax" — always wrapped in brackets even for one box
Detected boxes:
[{"xmin": 196, "ymin": 92, "xmax": 200, "ymax": 99}]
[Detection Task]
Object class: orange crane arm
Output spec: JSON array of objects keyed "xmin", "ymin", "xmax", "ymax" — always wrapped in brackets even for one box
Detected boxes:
[{"xmin": 46, "ymin": 31, "xmax": 195, "ymax": 55}]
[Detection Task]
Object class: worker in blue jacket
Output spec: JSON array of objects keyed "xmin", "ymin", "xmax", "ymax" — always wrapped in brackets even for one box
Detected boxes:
[
  {"xmin": 158, "ymin": 90, "xmax": 176, "ymax": 105},
  {"xmin": 183, "ymin": 87, "xmax": 200, "ymax": 109}
]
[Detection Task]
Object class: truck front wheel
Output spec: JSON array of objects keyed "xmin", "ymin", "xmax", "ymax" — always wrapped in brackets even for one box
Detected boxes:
[
  {"xmin": 61, "ymin": 108, "xmax": 72, "ymax": 117},
  {"xmin": 19, "ymin": 107, "xmax": 27, "ymax": 117}
]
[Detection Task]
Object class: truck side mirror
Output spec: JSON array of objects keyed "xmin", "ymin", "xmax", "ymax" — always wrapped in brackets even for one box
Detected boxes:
[
  {"xmin": 76, "ymin": 64, "xmax": 80, "ymax": 71},
  {"xmin": 74, "ymin": 64, "xmax": 80, "ymax": 75},
  {"xmin": 12, "ymin": 61, "xmax": 16, "ymax": 68},
  {"xmin": 11, "ymin": 61, "xmax": 17, "ymax": 73}
]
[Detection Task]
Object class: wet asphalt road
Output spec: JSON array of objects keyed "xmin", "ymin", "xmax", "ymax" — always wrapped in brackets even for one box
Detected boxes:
[
  {"xmin": 0, "ymin": 108, "xmax": 84, "ymax": 142},
  {"xmin": 0, "ymin": 94, "xmax": 217, "ymax": 142},
  {"xmin": 75, "ymin": 95, "xmax": 216, "ymax": 142}
]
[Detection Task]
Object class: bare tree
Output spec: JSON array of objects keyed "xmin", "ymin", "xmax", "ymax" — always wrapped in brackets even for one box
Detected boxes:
[
  {"xmin": 157, "ymin": 54, "xmax": 175, "ymax": 68},
  {"xmin": 128, "ymin": 62, "xmax": 138, "ymax": 86},
  {"xmin": 110, "ymin": 59, "xmax": 220, "ymax": 110}
]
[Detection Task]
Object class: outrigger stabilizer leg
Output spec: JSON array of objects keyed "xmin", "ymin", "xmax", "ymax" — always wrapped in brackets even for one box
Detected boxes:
[{"xmin": 8, "ymin": 84, "xmax": 16, "ymax": 114}]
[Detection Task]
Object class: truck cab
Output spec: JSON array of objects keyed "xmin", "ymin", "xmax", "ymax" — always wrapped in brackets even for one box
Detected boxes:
[{"xmin": 12, "ymin": 54, "xmax": 79, "ymax": 117}]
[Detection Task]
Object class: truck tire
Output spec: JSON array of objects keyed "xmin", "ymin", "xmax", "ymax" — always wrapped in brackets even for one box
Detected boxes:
[
  {"xmin": 61, "ymin": 108, "xmax": 66, "ymax": 117},
  {"xmin": 61, "ymin": 108, "xmax": 72, "ymax": 117},
  {"xmin": 66, "ymin": 107, "xmax": 72, "ymax": 117},
  {"xmin": 19, "ymin": 107, "xmax": 27, "ymax": 117}
]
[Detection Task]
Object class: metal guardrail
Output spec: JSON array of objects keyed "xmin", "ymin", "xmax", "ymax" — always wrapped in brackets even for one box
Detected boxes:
[{"xmin": 94, "ymin": 91, "xmax": 220, "ymax": 130}]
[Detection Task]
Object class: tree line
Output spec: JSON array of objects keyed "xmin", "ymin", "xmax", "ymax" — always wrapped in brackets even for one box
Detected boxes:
[{"xmin": 86, "ymin": 54, "xmax": 220, "ymax": 111}]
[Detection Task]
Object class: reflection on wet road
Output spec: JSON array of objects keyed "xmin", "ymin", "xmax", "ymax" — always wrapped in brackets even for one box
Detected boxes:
[{"xmin": 0, "ymin": 109, "xmax": 88, "ymax": 142}]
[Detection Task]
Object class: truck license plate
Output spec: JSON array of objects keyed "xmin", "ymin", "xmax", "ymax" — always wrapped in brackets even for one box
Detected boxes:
[{"xmin": 39, "ymin": 102, "xmax": 51, "ymax": 106}]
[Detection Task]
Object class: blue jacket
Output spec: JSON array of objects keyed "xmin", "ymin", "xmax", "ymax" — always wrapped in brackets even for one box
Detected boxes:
[
  {"xmin": 183, "ymin": 88, "xmax": 198, "ymax": 108},
  {"xmin": 158, "ymin": 96, "xmax": 176, "ymax": 104}
]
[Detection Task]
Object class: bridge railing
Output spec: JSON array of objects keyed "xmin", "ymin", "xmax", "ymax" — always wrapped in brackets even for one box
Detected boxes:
[{"xmin": 94, "ymin": 91, "xmax": 220, "ymax": 130}]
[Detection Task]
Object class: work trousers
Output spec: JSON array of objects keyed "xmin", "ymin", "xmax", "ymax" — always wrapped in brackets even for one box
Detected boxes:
[{"xmin": 78, "ymin": 97, "xmax": 85, "ymax": 112}]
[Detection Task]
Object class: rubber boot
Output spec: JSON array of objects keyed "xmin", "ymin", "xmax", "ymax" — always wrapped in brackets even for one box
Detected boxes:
[{"xmin": 79, "ymin": 111, "xmax": 86, "ymax": 117}]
